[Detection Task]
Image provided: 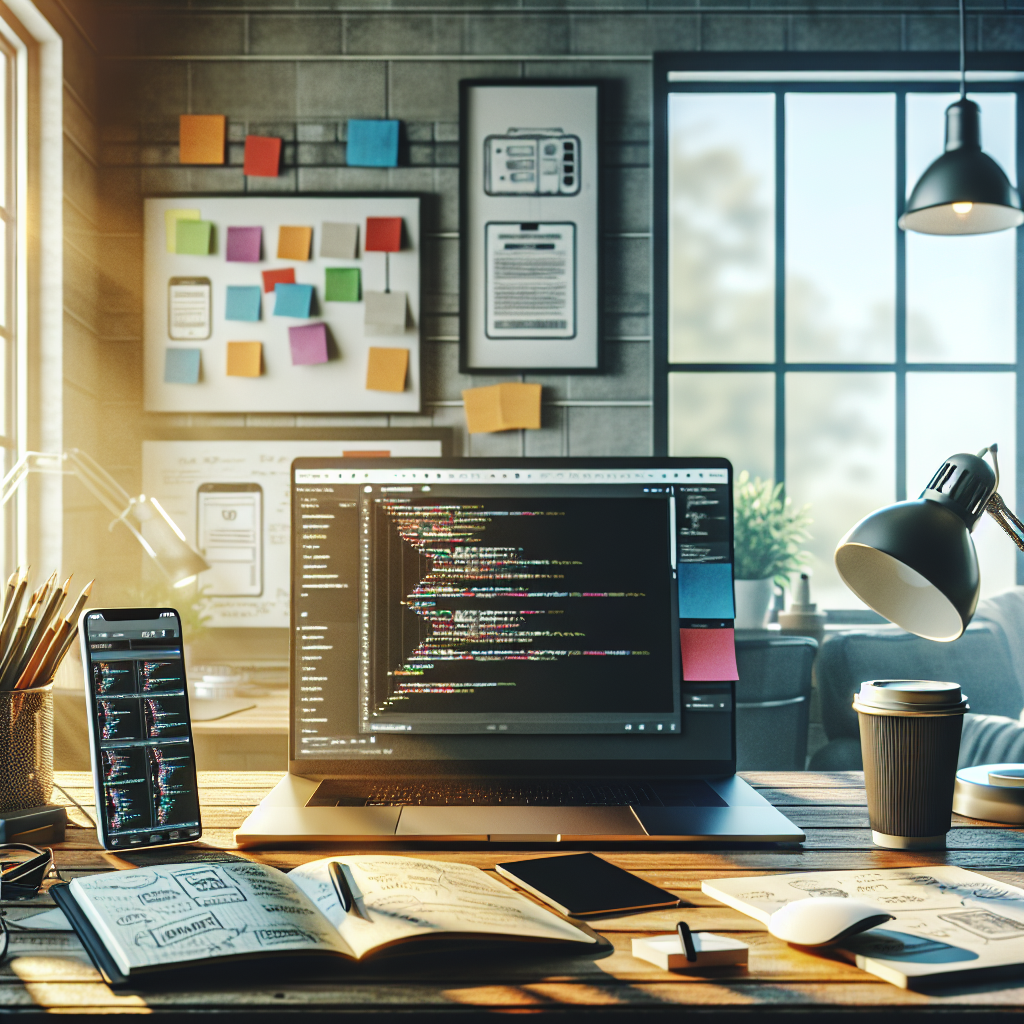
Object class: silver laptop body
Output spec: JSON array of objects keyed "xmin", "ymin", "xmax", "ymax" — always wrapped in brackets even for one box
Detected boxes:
[{"xmin": 236, "ymin": 457, "xmax": 804, "ymax": 845}]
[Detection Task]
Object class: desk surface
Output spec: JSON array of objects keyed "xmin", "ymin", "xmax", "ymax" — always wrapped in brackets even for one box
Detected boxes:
[{"xmin": 6, "ymin": 771, "xmax": 1023, "ymax": 1019}]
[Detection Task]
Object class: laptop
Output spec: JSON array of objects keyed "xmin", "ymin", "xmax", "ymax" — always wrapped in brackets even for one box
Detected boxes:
[{"xmin": 235, "ymin": 457, "xmax": 804, "ymax": 845}]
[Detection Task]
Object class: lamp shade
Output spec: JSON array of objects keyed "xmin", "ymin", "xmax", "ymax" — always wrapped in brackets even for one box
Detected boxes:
[
  {"xmin": 899, "ymin": 99, "xmax": 1024, "ymax": 236},
  {"xmin": 834, "ymin": 452, "xmax": 997, "ymax": 641}
]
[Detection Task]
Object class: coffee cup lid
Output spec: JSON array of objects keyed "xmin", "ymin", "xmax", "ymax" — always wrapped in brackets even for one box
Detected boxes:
[{"xmin": 856, "ymin": 679, "xmax": 964, "ymax": 711}]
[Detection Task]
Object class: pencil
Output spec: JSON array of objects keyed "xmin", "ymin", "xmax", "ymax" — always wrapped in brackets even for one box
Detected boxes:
[
  {"xmin": 1, "ymin": 569, "xmax": 17, "ymax": 621},
  {"xmin": 13, "ymin": 576, "xmax": 71, "ymax": 691},
  {"xmin": 0, "ymin": 570, "xmax": 28, "ymax": 664},
  {"xmin": 0, "ymin": 590, "xmax": 43, "ymax": 688},
  {"xmin": 26, "ymin": 579, "xmax": 93, "ymax": 689},
  {"xmin": 23, "ymin": 575, "xmax": 68, "ymax": 664}
]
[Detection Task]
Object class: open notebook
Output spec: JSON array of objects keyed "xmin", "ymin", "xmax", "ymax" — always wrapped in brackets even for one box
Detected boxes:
[{"xmin": 52, "ymin": 855, "xmax": 597, "ymax": 986}]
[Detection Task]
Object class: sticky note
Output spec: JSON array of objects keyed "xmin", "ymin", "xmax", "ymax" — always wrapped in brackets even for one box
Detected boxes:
[
  {"xmin": 165, "ymin": 209, "xmax": 199, "ymax": 253},
  {"xmin": 175, "ymin": 219, "xmax": 213, "ymax": 255},
  {"xmin": 365, "ymin": 217, "xmax": 402, "ymax": 252},
  {"xmin": 462, "ymin": 382, "xmax": 542, "ymax": 434},
  {"xmin": 243, "ymin": 135, "xmax": 281, "ymax": 177},
  {"xmin": 262, "ymin": 267, "xmax": 295, "ymax": 294},
  {"xmin": 346, "ymin": 119, "xmax": 400, "ymax": 168},
  {"xmin": 274, "ymin": 282, "xmax": 314, "ymax": 318},
  {"xmin": 289, "ymin": 323, "xmax": 328, "ymax": 365},
  {"xmin": 325, "ymin": 267, "xmax": 360, "ymax": 302},
  {"xmin": 277, "ymin": 225, "xmax": 313, "ymax": 261},
  {"xmin": 179, "ymin": 114, "xmax": 226, "ymax": 165},
  {"xmin": 364, "ymin": 290, "xmax": 406, "ymax": 332},
  {"xmin": 164, "ymin": 347, "xmax": 201, "ymax": 384},
  {"xmin": 225, "ymin": 285, "xmax": 261, "ymax": 322},
  {"xmin": 226, "ymin": 226, "xmax": 262, "ymax": 263},
  {"xmin": 366, "ymin": 347, "xmax": 409, "ymax": 392},
  {"xmin": 679, "ymin": 628, "xmax": 739, "ymax": 682},
  {"xmin": 677, "ymin": 563, "xmax": 735, "ymax": 619},
  {"xmin": 321, "ymin": 222, "xmax": 358, "ymax": 259},
  {"xmin": 226, "ymin": 341, "xmax": 262, "ymax": 377}
]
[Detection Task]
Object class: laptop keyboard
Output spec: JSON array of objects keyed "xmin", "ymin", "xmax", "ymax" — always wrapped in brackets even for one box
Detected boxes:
[{"xmin": 309, "ymin": 779, "xmax": 727, "ymax": 809}]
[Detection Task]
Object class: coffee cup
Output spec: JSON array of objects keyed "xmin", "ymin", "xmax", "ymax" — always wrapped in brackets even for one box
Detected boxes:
[{"xmin": 853, "ymin": 679, "xmax": 968, "ymax": 850}]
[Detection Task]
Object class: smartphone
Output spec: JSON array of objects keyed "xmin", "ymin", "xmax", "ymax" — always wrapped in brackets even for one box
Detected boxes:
[
  {"xmin": 79, "ymin": 608, "xmax": 202, "ymax": 850},
  {"xmin": 168, "ymin": 276, "xmax": 212, "ymax": 340},
  {"xmin": 196, "ymin": 483, "xmax": 263, "ymax": 597}
]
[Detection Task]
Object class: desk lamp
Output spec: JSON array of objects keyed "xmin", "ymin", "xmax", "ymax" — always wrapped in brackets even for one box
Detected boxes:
[{"xmin": 834, "ymin": 443, "xmax": 1024, "ymax": 825}]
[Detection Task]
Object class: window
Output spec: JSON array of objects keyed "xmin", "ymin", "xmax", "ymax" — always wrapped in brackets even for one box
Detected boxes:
[
  {"xmin": 654, "ymin": 55, "xmax": 1023, "ymax": 611},
  {"xmin": 0, "ymin": 29, "xmax": 15, "ymax": 573}
]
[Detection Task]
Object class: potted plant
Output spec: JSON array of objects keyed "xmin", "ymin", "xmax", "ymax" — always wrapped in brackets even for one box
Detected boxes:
[{"xmin": 733, "ymin": 472, "xmax": 812, "ymax": 629}]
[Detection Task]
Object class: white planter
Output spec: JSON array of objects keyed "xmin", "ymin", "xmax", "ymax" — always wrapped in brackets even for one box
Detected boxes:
[{"xmin": 734, "ymin": 577, "xmax": 775, "ymax": 630}]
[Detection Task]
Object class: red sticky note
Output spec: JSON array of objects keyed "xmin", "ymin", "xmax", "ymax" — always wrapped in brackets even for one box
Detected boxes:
[
  {"xmin": 679, "ymin": 628, "xmax": 738, "ymax": 682},
  {"xmin": 365, "ymin": 217, "xmax": 402, "ymax": 252},
  {"xmin": 244, "ymin": 135, "xmax": 282, "ymax": 177},
  {"xmin": 261, "ymin": 267, "xmax": 295, "ymax": 294}
]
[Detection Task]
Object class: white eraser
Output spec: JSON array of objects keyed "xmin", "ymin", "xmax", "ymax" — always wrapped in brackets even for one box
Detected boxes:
[{"xmin": 631, "ymin": 932, "xmax": 749, "ymax": 971}]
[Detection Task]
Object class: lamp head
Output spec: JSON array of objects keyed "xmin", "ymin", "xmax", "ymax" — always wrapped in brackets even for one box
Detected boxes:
[{"xmin": 834, "ymin": 452, "xmax": 997, "ymax": 641}]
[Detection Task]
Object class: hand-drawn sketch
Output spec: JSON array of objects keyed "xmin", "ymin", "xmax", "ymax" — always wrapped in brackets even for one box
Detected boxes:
[
  {"xmin": 140, "ymin": 890, "xmax": 184, "ymax": 906},
  {"xmin": 174, "ymin": 867, "xmax": 247, "ymax": 907},
  {"xmin": 116, "ymin": 913, "xmax": 154, "ymax": 927},
  {"xmin": 938, "ymin": 910, "xmax": 1024, "ymax": 940},
  {"xmin": 255, "ymin": 927, "xmax": 319, "ymax": 947},
  {"xmin": 789, "ymin": 880, "xmax": 848, "ymax": 898},
  {"xmin": 136, "ymin": 911, "xmax": 245, "ymax": 953}
]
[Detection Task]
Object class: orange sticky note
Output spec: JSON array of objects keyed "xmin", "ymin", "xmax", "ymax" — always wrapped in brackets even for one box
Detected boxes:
[
  {"xmin": 226, "ymin": 341, "xmax": 262, "ymax": 377},
  {"xmin": 179, "ymin": 114, "xmax": 226, "ymax": 165},
  {"xmin": 366, "ymin": 347, "xmax": 409, "ymax": 392},
  {"xmin": 277, "ymin": 225, "xmax": 313, "ymax": 261},
  {"xmin": 462, "ymin": 383, "xmax": 542, "ymax": 433}
]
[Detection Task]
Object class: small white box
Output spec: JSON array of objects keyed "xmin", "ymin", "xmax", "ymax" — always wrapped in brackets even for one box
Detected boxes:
[{"xmin": 631, "ymin": 932, "xmax": 749, "ymax": 971}]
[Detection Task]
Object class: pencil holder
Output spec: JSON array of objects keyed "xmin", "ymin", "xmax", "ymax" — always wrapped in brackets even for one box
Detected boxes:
[{"xmin": 0, "ymin": 683, "xmax": 53, "ymax": 811}]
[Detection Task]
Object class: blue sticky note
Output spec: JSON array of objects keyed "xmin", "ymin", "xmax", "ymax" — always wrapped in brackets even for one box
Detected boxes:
[
  {"xmin": 346, "ymin": 119, "xmax": 399, "ymax": 168},
  {"xmin": 164, "ymin": 347, "xmax": 201, "ymax": 384},
  {"xmin": 677, "ymin": 563, "xmax": 735, "ymax": 619},
  {"xmin": 225, "ymin": 285, "xmax": 261, "ymax": 322},
  {"xmin": 274, "ymin": 282, "xmax": 314, "ymax": 318}
]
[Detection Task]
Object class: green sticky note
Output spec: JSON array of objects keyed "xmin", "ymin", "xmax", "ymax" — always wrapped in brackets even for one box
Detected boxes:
[
  {"xmin": 176, "ymin": 219, "xmax": 213, "ymax": 255},
  {"xmin": 325, "ymin": 267, "xmax": 360, "ymax": 302}
]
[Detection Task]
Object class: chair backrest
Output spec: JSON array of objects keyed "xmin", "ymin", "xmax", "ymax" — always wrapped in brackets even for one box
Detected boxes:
[
  {"xmin": 815, "ymin": 622, "xmax": 1021, "ymax": 742},
  {"xmin": 735, "ymin": 636, "xmax": 817, "ymax": 771}
]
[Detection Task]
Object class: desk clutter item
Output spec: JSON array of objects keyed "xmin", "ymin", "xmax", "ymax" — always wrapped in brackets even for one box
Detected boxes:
[
  {"xmin": 462, "ymin": 382, "xmax": 542, "ymax": 433},
  {"xmin": 51, "ymin": 855, "xmax": 598, "ymax": 987},
  {"xmin": 0, "ymin": 805, "xmax": 67, "ymax": 844},
  {"xmin": 702, "ymin": 866, "xmax": 1024, "ymax": 989},
  {"xmin": 145, "ymin": 196, "xmax": 421, "ymax": 413},
  {"xmin": 631, "ymin": 931, "xmax": 749, "ymax": 971}
]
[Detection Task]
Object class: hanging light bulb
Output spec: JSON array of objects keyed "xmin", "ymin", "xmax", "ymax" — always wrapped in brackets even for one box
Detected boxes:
[{"xmin": 899, "ymin": 0, "xmax": 1023, "ymax": 236}]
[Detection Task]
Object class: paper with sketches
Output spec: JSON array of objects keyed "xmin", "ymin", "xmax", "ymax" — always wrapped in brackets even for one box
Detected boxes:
[{"xmin": 703, "ymin": 867, "xmax": 1024, "ymax": 987}]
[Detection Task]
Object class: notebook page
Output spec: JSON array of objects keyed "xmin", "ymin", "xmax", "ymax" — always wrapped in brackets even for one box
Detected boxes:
[
  {"xmin": 289, "ymin": 856, "xmax": 597, "ymax": 960},
  {"xmin": 71, "ymin": 862, "xmax": 349, "ymax": 974}
]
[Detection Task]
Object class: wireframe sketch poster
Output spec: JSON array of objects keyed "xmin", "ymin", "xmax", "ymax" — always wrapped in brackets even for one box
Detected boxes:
[{"xmin": 142, "ymin": 440, "xmax": 442, "ymax": 628}]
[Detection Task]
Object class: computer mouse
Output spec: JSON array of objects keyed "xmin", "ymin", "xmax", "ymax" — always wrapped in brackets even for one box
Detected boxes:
[{"xmin": 768, "ymin": 897, "xmax": 895, "ymax": 947}]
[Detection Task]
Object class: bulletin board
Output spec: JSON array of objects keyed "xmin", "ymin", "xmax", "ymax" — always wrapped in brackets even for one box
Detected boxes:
[
  {"xmin": 460, "ymin": 81, "xmax": 600, "ymax": 373},
  {"xmin": 141, "ymin": 435, "xmax": 448, "ymax": 628},
  {"xmin": 143, "ymin": 196, "xmax": 421, "ymax": 413}
]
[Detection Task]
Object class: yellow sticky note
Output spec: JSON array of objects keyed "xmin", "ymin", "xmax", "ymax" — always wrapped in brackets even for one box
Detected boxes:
[
  {"xmin": 278, "ymin": 225, "xmax": 313, "ymax": 261},
  {"xmin": 179, "ymin": 114, "xmax": 226, "ymax": 165},
  {"xmin": 462, "ymin": 383, "xmax": 542, "ymax": 433},
  {"xmin": 226, "ymin": 341, "xmax": 262, "ymax": 377},
  {"xmin": 165, "ymin": 208, "xmax": 200, "ymax": 253},
  {"xmin": 366, "ymin": 347, "xmax": 409, "ymax": 392}
]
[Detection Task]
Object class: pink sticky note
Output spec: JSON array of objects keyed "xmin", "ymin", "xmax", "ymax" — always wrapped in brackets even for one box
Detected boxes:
[
  {"xmin": 679, "ymin": 628, "xmax": 738, "ymax": 682},
  {"xmin": 289, "ymin": 322, "xmax": 329, "ymax": 365},
  {"xmin": 226, "ymin": 226, "xmax": 262, "ymax": 262}
]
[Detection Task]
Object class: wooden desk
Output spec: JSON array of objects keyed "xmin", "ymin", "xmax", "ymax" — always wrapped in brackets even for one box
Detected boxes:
[{"xmin": 5, "ymin": 771, "xmax": 1023, "ymax": 1019}]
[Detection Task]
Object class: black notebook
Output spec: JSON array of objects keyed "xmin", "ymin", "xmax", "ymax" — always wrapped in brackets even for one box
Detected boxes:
[
  {"xmin": 496, "ymin": 853, "xmax": 681, "ymax": 917},
  {"xmin": 51, "ymin": 856, "xmax": 598, "ymax": 986}
]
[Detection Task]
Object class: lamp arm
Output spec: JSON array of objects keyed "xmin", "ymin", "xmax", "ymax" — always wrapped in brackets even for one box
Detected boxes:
[{"xmin": 985, "ymin": 492, "xmax": 1024, "ymax": 555}]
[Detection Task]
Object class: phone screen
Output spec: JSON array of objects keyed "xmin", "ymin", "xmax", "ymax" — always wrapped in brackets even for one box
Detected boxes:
[
  {"xmin": 196, "ymin": 484, "xmax": 263, "ymax": 597},
  {"xmin": 168, "ymin": 277, "xmax": 212, "ymax": 340},
  {"xmin": 80, "ymin": 609, "xmax": 202, "ymax": 850}
]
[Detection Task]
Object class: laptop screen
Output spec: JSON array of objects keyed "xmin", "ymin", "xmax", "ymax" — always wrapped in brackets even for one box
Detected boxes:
[{"xmin": 290, "ymin": 458, "xmax": 737, "ymax": 773}]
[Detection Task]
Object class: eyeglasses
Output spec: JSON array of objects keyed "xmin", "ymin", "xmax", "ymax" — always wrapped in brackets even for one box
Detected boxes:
[{"xmin": 0, "ymin": 844, "xmax": 58, "ymax": 967}]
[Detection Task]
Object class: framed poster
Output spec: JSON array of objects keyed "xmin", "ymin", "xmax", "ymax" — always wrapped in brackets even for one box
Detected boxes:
[{"xmin": 460, "ymin": 81, "xmax": 601, "ymax": 373}]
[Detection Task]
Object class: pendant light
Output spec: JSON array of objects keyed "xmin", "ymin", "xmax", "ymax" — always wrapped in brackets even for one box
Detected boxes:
[{"xmin": 898, "ymin": 0, "xmax": 1024, "ymax": 235}]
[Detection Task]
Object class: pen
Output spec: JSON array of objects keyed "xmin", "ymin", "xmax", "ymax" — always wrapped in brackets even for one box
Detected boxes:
[
  {"xmin": 677, "ymin": 920, "xmax": 697, "ymax": 963},
  {"xmin": 329, "ymin": 860, "xmax": 352, "ymax": 913}
]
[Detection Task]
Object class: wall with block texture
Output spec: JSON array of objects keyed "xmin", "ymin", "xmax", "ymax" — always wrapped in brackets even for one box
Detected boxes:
[{"xmin": 84, "ymin": 2, "xmax": 1022, "ymax": 538}]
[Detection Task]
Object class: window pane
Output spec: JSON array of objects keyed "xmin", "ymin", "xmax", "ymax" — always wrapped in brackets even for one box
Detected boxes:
[
  {"xmin": 786, "ymin": 373, "xmax": 896, "ymax": 609},
  {"xmin": 906, "ymin": 93, "xmax": 1017, "ymax": 363},
  {"xmin": 668, "ymin": 93, "xmax": 775, "ymax": 363},
  {"xmin": 907, "ymin": 372, "xmax": 1016, "ymax": 599},
  {"xmin": 0, "ymin": 220, "xmax": 7, "ymax": 331},
  {"xmin": 0, "ymin": 52, "xmax": 7, "ymax": 208},
  {"xmin": 785, "ymin": 93, "xmax": 896, "ymax": 363},
  {"xmin": 668, "ymin": 372, "xmax": 774, "ymax": 482}
]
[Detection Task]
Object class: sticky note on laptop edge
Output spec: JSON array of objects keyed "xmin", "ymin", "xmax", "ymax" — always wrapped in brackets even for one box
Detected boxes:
[
  {"xmin": 462, "ymin": 382, "xmax": 542, "ymax": 433},
  {"xmin": 274, "ymin": 282, "xmax": 314, "ymax": 318},
  {"xmin": 226, "ymin": 341, "xmax": 262, "ymax": 377},
  {"xmin": 225, "ymin": 285, "xmax": 261, "ymax": 322},
  {"xmin": 321, "ymin": 222, "xmax": 359, "ymax": 259},
  {"xmin": 176, "ymin": 219, "xmax": 213, "ymax": 255},
  {"xmin": 164, "ymin": 347, "xmax": 201, "ymax": 384},
  {"xmin": 366, "ymin": 347, "xmax": 409, "ymax": 392},
  {"xmin": 165, "ymin": 209, "xmax": 200, "ymax": 253},
  {"xmin": 679, "ymin": 627, "xmax": 738, "ymax": 682}
]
